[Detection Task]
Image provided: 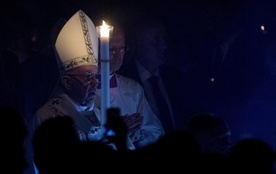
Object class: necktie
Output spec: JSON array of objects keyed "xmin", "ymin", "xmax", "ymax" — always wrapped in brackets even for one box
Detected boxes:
[{"xmin": 148, "ymin": 76, "xmax": 174, "ymax": 133}]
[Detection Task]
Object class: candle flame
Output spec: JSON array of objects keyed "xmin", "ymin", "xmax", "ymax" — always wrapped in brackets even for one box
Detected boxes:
[{"xmin": 100, "ymin": 20, "xmax": 110, "ymax": 37}]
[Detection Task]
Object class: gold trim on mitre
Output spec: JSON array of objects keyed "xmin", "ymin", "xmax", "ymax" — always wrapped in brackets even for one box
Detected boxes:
[{"xmin": 55, "ymin": 10, "xmax": 98, "ymax": 72}]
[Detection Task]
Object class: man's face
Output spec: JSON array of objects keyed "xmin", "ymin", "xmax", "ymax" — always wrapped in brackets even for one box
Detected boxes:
[
  {"xmin": 64, "ymin": 65, "xmax": 99, "ymax": 107},
  {"xmin": 137, "ymin": 24, "xmax": 169, "ymax": 67},
  {"xmin": 199, "ymin": 123, "xmax": 231, "ymax": 155},
  {"xmin": 109, "ymin": 26, "xmax": 125, "ymax": 74}
]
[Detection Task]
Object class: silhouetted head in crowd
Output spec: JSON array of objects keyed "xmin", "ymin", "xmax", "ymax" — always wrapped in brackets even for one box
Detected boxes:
[
  {"xmin": 128, "ymin": 130, "xmax": 201, "ymax": 171},
  {"xmin": 156, "ymin": 130, "xmax": 201, "ymax": 159},
  {"xmin": 228, "ymin": 138, "xmax": 275, "ymax": 174},
  {"xmin": 33, "ymin": 116, "xmax": 119, "ymax": 173},
  {"xmin": 0, "ymin": 105, "xmax": 27, "ymax": 174},
  {"xmin": 32, "ymin": 116, "xmax": 80, "ymax": 174},
  {"xmin": 186, "ymin": 112, "xmax": 231, "ymax": 156}
]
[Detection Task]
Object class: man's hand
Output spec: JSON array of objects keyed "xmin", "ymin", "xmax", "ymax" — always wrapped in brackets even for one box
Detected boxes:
[{"xmin": 122, "ymin": 113, "xmax": 143, "ymax": 135}]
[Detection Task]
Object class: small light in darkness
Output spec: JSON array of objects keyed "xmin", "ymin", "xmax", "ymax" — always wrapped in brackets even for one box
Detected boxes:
[
  {"xmin": 260, "ymin": 25, "xmax": 268, "ymax": 34},
  {"xmin": 261, "ymin": 25, "xmax": 265, "ymax": 31}
]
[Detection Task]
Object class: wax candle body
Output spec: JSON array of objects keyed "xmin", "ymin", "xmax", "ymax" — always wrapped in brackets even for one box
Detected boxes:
[{"xmin": 100, "ymin": 36, "xmax": 110, "ymax": 125}]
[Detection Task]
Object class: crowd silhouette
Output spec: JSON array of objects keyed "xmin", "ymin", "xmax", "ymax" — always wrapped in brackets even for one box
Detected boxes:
[
  {"xmin": 4, "ymin": 105, "xmax": 276, "ymax": 173},
  {"xmin": 1, "ymin": 105, "xmax": 28, "ymax": 174}
]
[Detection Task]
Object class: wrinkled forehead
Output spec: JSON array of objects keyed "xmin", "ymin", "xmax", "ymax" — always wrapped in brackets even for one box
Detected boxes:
[{"xmin": 67, "ymin": 65, "xmax": 98, "ymax": 74}]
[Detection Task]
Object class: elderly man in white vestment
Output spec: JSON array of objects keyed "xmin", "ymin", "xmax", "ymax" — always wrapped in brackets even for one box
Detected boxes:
[
  {"xmin": 29, "ymin": 10, "xmax": 102, "ymax": 143},
  {"xmin": 24, "ymin": 10, "xmax": 101, "ymax": 174}
]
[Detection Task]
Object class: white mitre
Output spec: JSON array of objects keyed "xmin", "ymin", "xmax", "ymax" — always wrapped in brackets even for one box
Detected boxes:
[{"xmin": 55, "ymin": 10, "xmax": 98, "ymax": 74}]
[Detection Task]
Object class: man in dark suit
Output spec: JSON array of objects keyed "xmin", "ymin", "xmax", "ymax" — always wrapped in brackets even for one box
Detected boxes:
[{"xmin": 118, "ymin": 16, "xmax": 185, "ymax": 133}]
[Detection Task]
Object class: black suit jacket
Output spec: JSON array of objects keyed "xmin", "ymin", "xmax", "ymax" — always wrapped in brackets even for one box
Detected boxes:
[{"xmin": 118, "ymin": 58, "xmax": 186, "ymax": 131}]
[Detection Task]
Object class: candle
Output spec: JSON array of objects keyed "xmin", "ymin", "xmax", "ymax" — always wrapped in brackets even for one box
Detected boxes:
[
  {"xmin": 100, "ymin": 21, "xmax": 110, "ymax": 37},
  {"xmin": 96, "ymin": 21, "xmax": 113, "ymax": 125}
]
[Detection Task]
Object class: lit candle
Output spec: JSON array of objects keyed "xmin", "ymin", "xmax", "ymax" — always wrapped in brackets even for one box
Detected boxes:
[
  {"xmin": 100, "ymin": 21, "xmax": 110, "ymax": 38},
  {"xmin": 96, "ymin": 21, "xmax": 113, "ymax": 125}
]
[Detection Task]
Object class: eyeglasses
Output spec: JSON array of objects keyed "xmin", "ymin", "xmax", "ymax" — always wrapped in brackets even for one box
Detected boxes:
[
  {"xmin": 109, "ymin": 46, "xmax": 126, "ymax": 54},
  {"xmin": 66, "ymin": 72, "xmax": 99, "ymax": 87}
]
